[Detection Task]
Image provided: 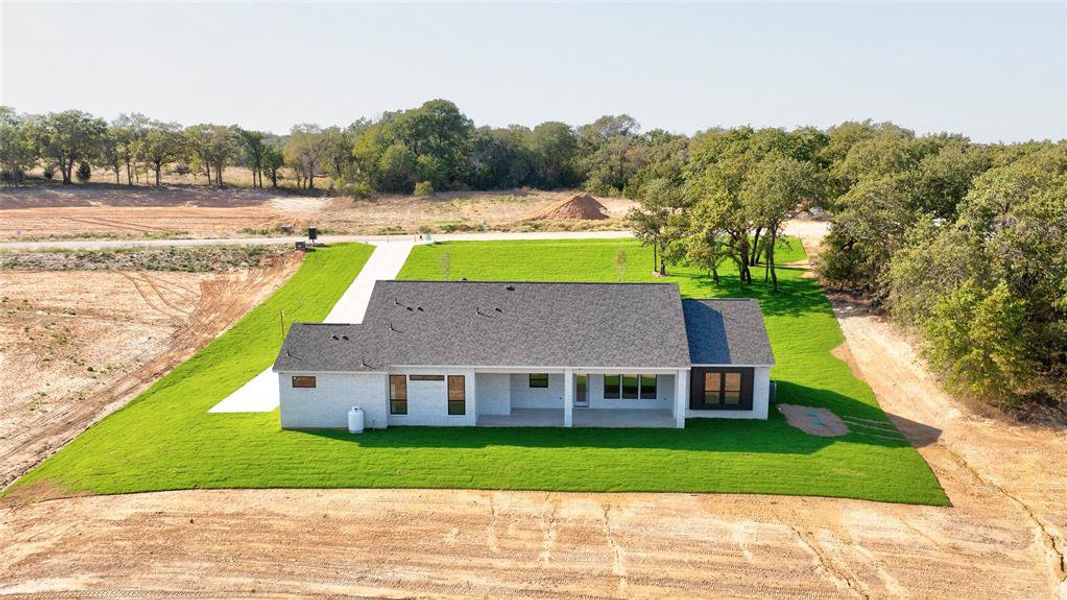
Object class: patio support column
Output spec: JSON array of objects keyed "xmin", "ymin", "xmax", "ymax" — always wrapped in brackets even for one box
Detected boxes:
[
  {"xmin": 563, "ymin": 368, "xmax": 574, "ymax": 427},
  {"xmin": 674, "ymin": 368, "xmax": 688, "ymax": 429}
]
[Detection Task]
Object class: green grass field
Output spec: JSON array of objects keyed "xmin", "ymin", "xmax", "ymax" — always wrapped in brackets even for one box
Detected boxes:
[{"xmin": 10, "ymin": 238, "xmax": 947, "ymax": 505}]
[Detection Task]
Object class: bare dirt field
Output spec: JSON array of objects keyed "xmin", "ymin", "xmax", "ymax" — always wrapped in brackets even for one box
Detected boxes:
[
  {"xmin": 0, "ymin": 184, "xmax": 329, "ymax": 241},
  {"xmin": 0, "ymin": 224, "xmax": 1064, "ymax": 599},
  {"xmin": 0, "ymin": 184, "xmax": 633, "ymax": 242},
  {"xmin": 325, "ymin": 189, "xmax": 632, "ymax": 235},
  {"xmin": 0, "ymin": 254, "xmax": 301, "ymax": 488}
]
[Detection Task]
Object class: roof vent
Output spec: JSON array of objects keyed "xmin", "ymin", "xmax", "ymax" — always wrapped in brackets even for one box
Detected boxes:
[
  {"xmin": 504, "ymin": 284, "xmax": 515, "ymax": 291},
  {"xmin": 331, "ymin": 335, "xmax": 339, "ymax": 341},
  {"xmin": 406, "ymin": 306, "xmax": 413, "ymax": 312},
  {"xmin": 341, "ymin": 335, "xmax": 349, "ymax": 341},
  {"xmin": 494, "ymin": 307, "xmax": 503, "ymax": 313},
  {"xmin": 389, "ymin": 323, "xmax": 399, "ymax": 332},
  {"xmin": 416, "ymin": 306, "xmax": 424, "ymax": 312}
]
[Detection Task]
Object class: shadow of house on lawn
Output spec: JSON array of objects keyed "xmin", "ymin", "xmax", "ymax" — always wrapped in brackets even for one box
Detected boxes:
[
  {"xmin": 295, "ymin": 382, "xmax": 941, "ymax": 454},
  {"xmin": 680, "ymin": 266, "xmax": 832, "ymax": 319}
]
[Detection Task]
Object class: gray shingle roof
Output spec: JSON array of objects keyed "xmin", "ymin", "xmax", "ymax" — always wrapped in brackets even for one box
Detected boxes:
[
  {"xmin": 681, "ymin": 299, "xmax": 775, "ymax": 366},
  {"xmin": 274, "ymin": 280, "xmax": 693, "ymax": 372},
  {"xmin": 273, "ymin": 281, "xmax": 774, "ymax": 372}
]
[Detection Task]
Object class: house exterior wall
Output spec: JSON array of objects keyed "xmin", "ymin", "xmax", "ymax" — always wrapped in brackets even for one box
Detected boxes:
[
  {"xmin": 387, "ymin": 367, "xmax": 477, "ymax": 427},
  {"xmin": 475, "ymin": 372, "xmax": 511, "ymax": 416},
  {"xmin": 278, "ymin": 372, "xmax": 389, "ymax": 430},
  {"xmin": 277, "ymin": 364, "xmax": 772, "ymax": 430},
  {"xmin": 686, "ymin": 365, "xmax": 772, "ymax": 420},
  {"xmin": 510, "ymin": 372, "xmax": 564, "ymax": 409}
]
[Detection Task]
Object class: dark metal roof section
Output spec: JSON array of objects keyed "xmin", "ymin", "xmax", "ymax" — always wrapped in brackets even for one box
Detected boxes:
[{"xmin": 681, "ymin": 298, "xmax": 775, "ymax": 366}]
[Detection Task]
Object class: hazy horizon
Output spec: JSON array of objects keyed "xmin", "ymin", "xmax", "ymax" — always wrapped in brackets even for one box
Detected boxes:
[{"xmin": 2, "ymin": 2, "xmax": 1065, "ymax": 143}]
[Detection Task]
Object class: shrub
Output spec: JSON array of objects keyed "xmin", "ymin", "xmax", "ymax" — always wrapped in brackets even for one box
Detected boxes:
[
  {"xmin": 413, "ymin": 181, "xmax": 434, "ymax": 197},
  {"xmin": 76, "ymin": 162, "xmax": 92, "ymax": 182},
  {"xmin": 340, "ymin": 181, "xmax": 375, "ymax": 199},
  {"xmin": 173, "ymin": 162, "xmax": 191, "ymax": 175}
]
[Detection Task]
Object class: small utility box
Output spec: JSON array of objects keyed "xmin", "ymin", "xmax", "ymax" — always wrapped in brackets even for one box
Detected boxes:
[{"xmin": 307, "ymin": 227, "xmax": 318, "ymax": 242}]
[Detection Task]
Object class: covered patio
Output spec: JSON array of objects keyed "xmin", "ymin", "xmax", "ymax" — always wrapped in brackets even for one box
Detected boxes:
[{"xmin": 477, "ymin": 408, "xmax": 676, "ymax": 428}]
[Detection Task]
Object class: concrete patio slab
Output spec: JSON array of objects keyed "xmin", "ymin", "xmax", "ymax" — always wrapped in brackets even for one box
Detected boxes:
[{"xmin": 477, "ymin": 408, "xmax": 675, "ymax": 428}]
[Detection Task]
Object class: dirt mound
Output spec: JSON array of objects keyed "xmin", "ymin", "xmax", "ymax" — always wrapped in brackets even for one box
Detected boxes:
[
  {"xmin": 530, "ymin": 194, "xmax": 609, "ymax": 221},
  {"xmin": 778, "ymin": 404, "xmax": 849, "ymax": 437}
]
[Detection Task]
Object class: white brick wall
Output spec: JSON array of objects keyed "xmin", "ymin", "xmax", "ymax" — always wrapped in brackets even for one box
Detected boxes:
[
  {"xmin": 509, "ymin": 373, "xmax": 564, "ymax": 409},
  {"xmin": 475, "ymin": 373, "xmax": 511, "ymax": 416},
  {"xmin": 278, "ymin": 365, "xmax": 772, "ymax": 430},
  {"xmin": 386, "ymin": 368, "xmax": 477, "ymax": 427},
  {"xmin": 278, "ymin": 372, "xmax": 389, "ymax": 430}
]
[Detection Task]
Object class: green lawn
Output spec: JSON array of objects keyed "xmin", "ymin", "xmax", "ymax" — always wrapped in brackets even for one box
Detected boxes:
[{"xmin": 10, "ymin": 238, "xmax": 947, "ymax": 506}]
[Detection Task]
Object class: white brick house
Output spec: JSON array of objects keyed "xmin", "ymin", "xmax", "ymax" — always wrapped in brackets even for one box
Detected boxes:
[{"xmin": 274, "ymin": 281, "xmax": 775, "ymax": 430}]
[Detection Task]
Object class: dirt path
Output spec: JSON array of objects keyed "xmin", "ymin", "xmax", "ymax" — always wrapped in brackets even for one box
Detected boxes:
[
  {"xmin": 0, "ymin": 255, "xmax": 301, "ymax": 488},
  {"xmin": 831, "ymin": 302, "xmax": 1067, "ymax": 597}
]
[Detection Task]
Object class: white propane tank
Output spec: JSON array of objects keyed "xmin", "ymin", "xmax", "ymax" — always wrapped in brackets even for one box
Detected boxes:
[{"xmin": 347, "ymin": 407, "xmax": 365, "ymax": 434}]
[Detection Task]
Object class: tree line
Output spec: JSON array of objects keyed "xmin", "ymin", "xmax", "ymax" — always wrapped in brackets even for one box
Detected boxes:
[
  {"xmin": 0, "ymin": 100, "xmax": 656, "ymax": 195},
  {"xmin": 623, "ymin": 120, "xmax": 1064, "ymax": 415},
  {"xmin": 0, "ymin": 100, "xmax": 1063, "ymax": 413}
]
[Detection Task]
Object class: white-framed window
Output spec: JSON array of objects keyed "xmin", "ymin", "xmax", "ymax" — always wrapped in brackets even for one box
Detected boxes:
[{"xmin": 603, "ymin": 374, "xmax": 658, "ymax": 399}]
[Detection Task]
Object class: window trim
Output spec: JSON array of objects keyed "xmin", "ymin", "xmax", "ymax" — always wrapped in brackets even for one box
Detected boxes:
[
  {"xmin": 690, "ymin": 367, "xmax": 753, "ymax": 411},
  {"xmin": 389, "ymin": 374, "xmax": 408, "ymax": 415},
  {"xmin": 528, "ymin": 373, "xmax": 549, "ymax": 389},
  {"xmin": 603, "ymin": 374, "xmax": 621, "ymax": 399},
  {"xmin": 603, "ymin": 374, "xmax": 660, "ymax": 400},
  {"xmin": 291, "ymin": 375, "xmax": 317, "ymax": 389},
  {"xmin": 409, "ymin": 374, "xmax": 445, "ymax": 381},
  {"xmin": 640, "ymin": 374, "xmax": 658, "ymax": 400},
  {"xmin": 447, "ymin": 375, "xmax": 466, "ymax": 416}
]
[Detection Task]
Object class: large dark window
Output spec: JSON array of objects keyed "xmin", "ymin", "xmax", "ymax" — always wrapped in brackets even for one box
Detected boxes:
[
  {"xmin": 640, "ymin": 375, "xmax": 658, "ymax": 399},
  {"xmin": 723, "ymin": 372, "xmax": 742, "ymax": 406},
  {"xmin": 704, "ymin": 372, "xmax": 721, "ymax": 404},
  {"xmin": 692, "ymin": 368, "xmax": 753, "ymax": 410},
  {"xmin": 604, "ymin": 374, "xmax": 658, "ymax": 400},
  {"xmin": 604, "ymin": 375, "xmax": 621, "ymax": 399},
  {"xmin": 389, "ymin": 375, "xmax": 407, "ymax": 415},
  {"xmin": 529, "ymin": 373, "xmax": 549, "ymax": 388},
  {"xmin": 447, "ymin": 375, "xmax": 466, "ymax": 415},
  {"xmin": 292, "ymin": 376, "xmax": 316, "ymax": 389}
]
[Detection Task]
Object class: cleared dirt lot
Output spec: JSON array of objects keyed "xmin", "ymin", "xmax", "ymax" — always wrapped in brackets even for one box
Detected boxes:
[
  {"xmin": 0, "ymin": 254, "xmax": 301, "ymax": 488},
  {"xmin": 0, "ymin": 184, "xmax": 633, "ymax": 241},
  {"xmin": 0, "ymin": 227, "xmax": 1064, "ymax": 598}
]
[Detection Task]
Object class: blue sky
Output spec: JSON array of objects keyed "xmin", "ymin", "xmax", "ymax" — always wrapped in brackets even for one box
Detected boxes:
[{"xmin": 2, "ymin": 2, "xmax": 1064, "ymax": 142}]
